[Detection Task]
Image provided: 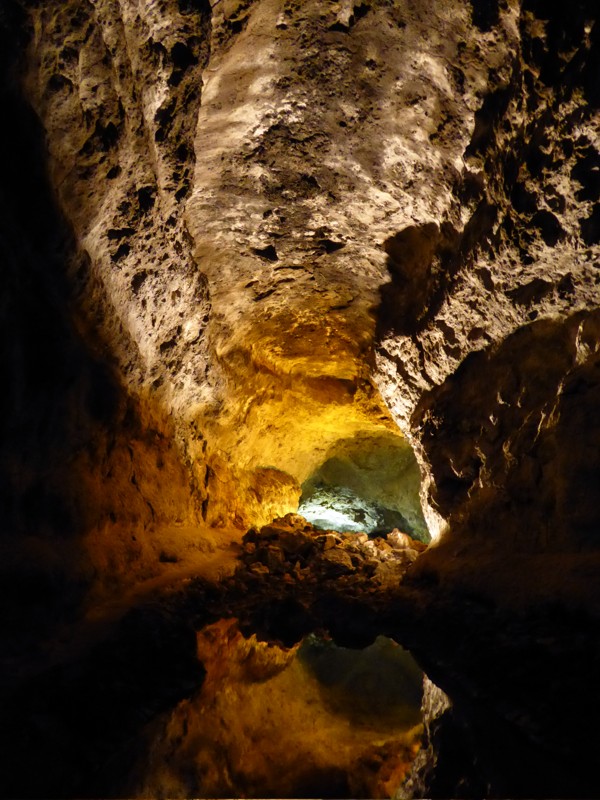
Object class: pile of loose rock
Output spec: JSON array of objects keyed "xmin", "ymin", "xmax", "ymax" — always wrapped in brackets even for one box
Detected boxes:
[{"xmin": 240, "ymin": 513, "xmax": 427, "ymax": 587}]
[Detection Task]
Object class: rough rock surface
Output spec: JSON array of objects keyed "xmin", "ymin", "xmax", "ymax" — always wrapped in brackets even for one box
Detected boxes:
[
  {"xmin": 298, "ymin": 431, "xmax": 429, "ymax": 539},
  {"xmin": 1, "ymin": 0, "xmax": 600, "ymax": 797}
]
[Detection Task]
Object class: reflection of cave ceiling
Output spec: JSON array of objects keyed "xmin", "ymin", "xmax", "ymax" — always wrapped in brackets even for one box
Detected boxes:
[
  {"xmin": 130, "ymin": 624, "xmax": 423, "ymax": 799},
  {"xmin": 1, "ymin": 0, "xmax": 599, "ymax": 797}
]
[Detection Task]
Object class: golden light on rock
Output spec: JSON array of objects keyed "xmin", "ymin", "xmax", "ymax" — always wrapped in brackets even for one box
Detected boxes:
[
  {"xmin": 128, "ymin": 619, "xmax": 423, "ymax": 799},
  {"xmin": 197, "ymin": 348, "xmax": 424, "ymax": 531}
]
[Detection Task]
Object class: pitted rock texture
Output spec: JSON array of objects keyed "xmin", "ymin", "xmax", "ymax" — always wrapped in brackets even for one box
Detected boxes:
[
  {"xmin": 186, "ymin": 0, "xmax": 524, "ymax": 525},
  {"xmin": 374, "ymin": 0, "xmax": 600, "ymax": 544},
  {"xmin": 4, "ymin": 0, "xmax": 537, "ymax": 538},
  {"xmin": 22, "ymin": 0, "xmax": 213, "ymax": 405},
  {"xmin": 7, "ymin": 0, "xmax": 599, "ymax": 547},
  {"xmin": 0, "ymin": 0, "xmax": 213, "ymax": 644},
  {"xmin": 376, "ymin": 0, "xmax": 600, "ymax": 413}
]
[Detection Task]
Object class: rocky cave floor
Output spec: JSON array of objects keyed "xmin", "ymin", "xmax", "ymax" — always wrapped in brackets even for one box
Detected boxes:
[{"xmin": 2, "ymin": 514, "xmax": 600, "ymax": 799}]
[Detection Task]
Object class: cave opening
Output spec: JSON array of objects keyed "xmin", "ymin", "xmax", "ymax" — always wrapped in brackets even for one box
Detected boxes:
[
  {"xmin": 296, "ymin": 431, "xmax": 430, "ymax": 542},
  {"xmin": 185, "ymin": 429, "xmax": 433, "ymax": 797}
]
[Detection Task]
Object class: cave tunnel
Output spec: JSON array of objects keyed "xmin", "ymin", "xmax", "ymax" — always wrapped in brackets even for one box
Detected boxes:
[
  {"xmin": 166, "ymin": 411, "xmax": 435, "ymax": 798},
  {"xmin": 2, "ymin": 0, "xmax": 600, "ymax": 798},
  {"xmin": 298, "ymin": 432, "xmax": 430, "ymax": 541}
]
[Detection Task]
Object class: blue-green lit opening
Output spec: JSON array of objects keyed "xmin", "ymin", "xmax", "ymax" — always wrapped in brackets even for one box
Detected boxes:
[{"xmin": 298, "ymin": 432, "xmax": 430, "ymax": 542}]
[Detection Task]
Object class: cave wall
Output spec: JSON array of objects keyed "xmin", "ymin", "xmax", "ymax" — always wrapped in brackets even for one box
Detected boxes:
[
  {"xmin": 0, "ymin": 1, "xmax": 209, "ymax": 645},
  {"xmin": 373, "ymin": 0, "xmax": 600, "ymax": 554},
  {"xmin": 15, "ymin": 0, "xmax": 597, "ymax": 550}
]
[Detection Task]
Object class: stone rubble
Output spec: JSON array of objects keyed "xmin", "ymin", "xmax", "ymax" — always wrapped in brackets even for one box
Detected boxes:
[{"xmin": 240, "ymin": 513, "xmax": 426, "ymax": 586}]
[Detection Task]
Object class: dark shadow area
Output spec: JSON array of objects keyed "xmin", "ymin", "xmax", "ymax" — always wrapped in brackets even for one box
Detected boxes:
[
  {"xmin": 469, "ymin": 0, "xmax": 499, "ymax": 32},
  {"xmin": 0, "ymin": 604, "xmax": 205, "ymax": 799},
  {"xmin": 375, "ymin": 222, "xmax": 455, "ymax": 338},
  {"xmin": 413, "ymin": 309, "xmax": 600, "ymax": 551},
  {"xmin": 374, "ymin": 214, "xmax": 497, "ymax": 342},
  {"xmin": 0, "ymin": 1, "xmax": 130, "ymax": 655},
  {"xmin": 523, "ymin": 0, "xmax": 600, "ymax": 106},
  {"xmin": 299, "ymin": 633, "xmax": 423, "ymax": 728}
]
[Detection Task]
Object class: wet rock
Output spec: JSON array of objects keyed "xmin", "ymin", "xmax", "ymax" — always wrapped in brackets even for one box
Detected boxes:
[
  {"xmin": 388, "ymin": 530, "xmax": 415, "ymax": 549},
  {"xmin": 374, "ymin": 537, "xmax": 393, "ymax": 554},
  {"xmin": 374, "ymin": 560, "xmax": 411, "ymax": 584},
  {"xmin": 249, "ymin": 563, "xmax": 270, "ymax": 577},
  {"xmin": 388, "ymin": 530, "xmax": 428, "ymax": 553},
  {"xmin": 266, "ymin": 545, "xmax": 286, "ymax": 573},
  {"xmin": 239, "ymin": 515, "xmax": 423, "ymax": 590},
  {"xmin": 278, "ymin": 529, "xmax": 311, "ymax": 554}
]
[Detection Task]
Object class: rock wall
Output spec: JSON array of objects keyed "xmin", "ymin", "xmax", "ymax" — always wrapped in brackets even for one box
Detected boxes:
[
  {"xmin": 0, "ymin": 0, "xmax": 207, "ymax": 642},
  {"xmin": 374, "ymin": 0, "xmax": 600, "ymax": 552},
  {"xmin": 12, "ymin": 0, "xmax": 597, "ymax": 555}
]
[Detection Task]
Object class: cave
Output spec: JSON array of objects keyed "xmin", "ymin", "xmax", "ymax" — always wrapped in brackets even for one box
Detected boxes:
[
  {"xmin": 1, "ymin": 0, "xmax": 599, "ymax": 799},
  {"xmin": 298, "ymin": 433, "xmax": 430, "ymax": 540}
]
